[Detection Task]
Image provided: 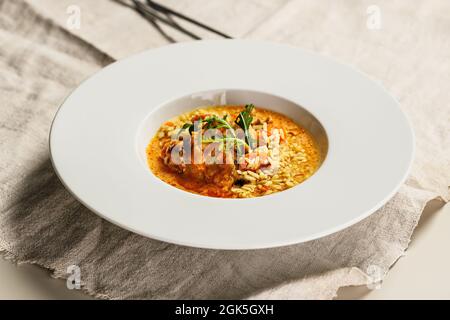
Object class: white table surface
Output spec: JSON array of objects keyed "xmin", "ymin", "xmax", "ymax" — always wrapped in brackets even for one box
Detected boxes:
[{"xmin": 0, "ymin": 201, "xmax": 448, "ymax": 300}]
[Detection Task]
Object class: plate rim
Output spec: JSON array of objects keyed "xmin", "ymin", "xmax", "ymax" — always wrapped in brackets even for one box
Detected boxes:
[{"xmin": 49, "ymin": 39, "xmax": 415, "ymax": 249}]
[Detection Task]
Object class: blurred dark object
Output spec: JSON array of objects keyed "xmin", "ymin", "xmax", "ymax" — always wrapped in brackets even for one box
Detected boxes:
[{"xmin": 132, "ymin": 0, "xmax": 232, "ymax": 41}]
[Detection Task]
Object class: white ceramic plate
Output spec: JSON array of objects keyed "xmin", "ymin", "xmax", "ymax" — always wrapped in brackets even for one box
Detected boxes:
[{"xmin": 50, "ymin": 40, "xmax": 414, "ymax": 250}]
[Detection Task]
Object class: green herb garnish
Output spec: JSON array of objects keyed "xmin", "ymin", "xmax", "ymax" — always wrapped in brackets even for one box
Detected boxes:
[
  {"xmin": 204, "ymin": 115, "xmax": 236, "ymax": 137},
  {"xmin": 177, "ymin": 106, "xmax": 255, "ymax": 153},
  {"xmin": 177, "ymin": 122, "xmax": 195, "ymax": 137},
  {"xmin": 235, "ymin": 104, "xmax": 255, "ymax": 147}
]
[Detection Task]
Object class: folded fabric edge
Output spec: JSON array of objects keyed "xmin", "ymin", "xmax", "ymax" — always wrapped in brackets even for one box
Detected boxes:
[
  {"xmin": 245, "ymin": 193, "xmax": 447, "ymax": 300},
  {"xmin": 0, "ymin": 193, "xmax": 445, "ymax": 300}
]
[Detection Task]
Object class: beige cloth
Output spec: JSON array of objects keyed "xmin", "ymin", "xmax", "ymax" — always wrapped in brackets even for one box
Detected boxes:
[{"xmin": 0, "ymin": 0, "xmax": 448, "ymax": 299}]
